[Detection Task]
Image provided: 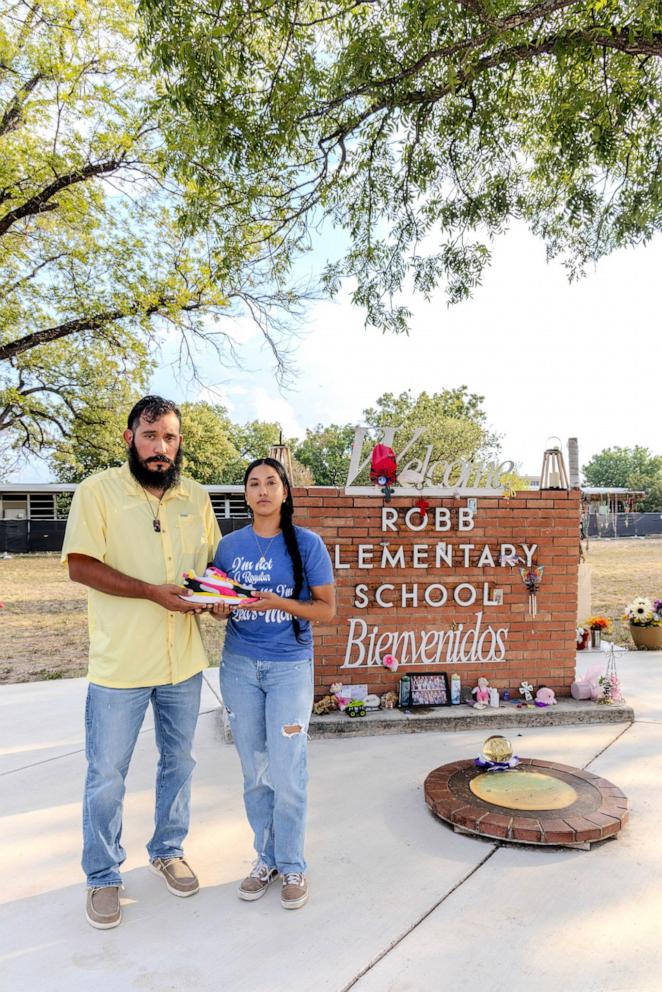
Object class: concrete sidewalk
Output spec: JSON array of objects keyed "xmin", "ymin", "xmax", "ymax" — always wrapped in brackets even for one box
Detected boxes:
[{"xmin": 1, "ymin": 651, "xmax": 660, "ymax": 992}]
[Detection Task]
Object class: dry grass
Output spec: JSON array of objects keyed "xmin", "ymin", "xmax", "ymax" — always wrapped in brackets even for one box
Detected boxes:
[
  {"xmin": 0, "ymin": 554, "xmax": 224, "ymax": 683},
  {"xmin": 1, "ymin": 540, "xmax": 660, "ymax": 681},
  {"xmin": 583, "ymin": 537, "xmax": 662, "ymax": 646}
]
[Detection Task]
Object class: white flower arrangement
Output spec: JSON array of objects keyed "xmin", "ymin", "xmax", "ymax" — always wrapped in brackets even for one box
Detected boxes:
[{"xmin": 624, "ymin": 596, "xmax": 662, "ymax": 628}]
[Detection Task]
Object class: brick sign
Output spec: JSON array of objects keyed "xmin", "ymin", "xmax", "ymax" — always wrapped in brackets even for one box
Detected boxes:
[{"xmin": 292, "ymin": 488, "xmax": 580, "ymax": 700}]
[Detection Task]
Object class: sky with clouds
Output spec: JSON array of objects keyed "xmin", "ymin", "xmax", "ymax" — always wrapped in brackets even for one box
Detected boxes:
[{"xmin": 151, "ymin": 221, "xmax": 660, "ymax": 478}]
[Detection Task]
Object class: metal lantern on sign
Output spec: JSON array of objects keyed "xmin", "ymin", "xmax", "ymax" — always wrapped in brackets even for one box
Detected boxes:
[{"xmin": 540, "ymin": 436, "xmax": 570, "ymax": 490}]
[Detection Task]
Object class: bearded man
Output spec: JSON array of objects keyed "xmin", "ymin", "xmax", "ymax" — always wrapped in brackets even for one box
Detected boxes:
[{"xmin": 62, "ymin": 395, "xmax": 220, "ymax": 929}]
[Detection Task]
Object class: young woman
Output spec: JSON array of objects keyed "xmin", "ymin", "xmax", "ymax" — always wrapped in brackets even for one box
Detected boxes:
[{"xmin": 211, "ymin": 458, "xmax": 335, "ymax": 909}]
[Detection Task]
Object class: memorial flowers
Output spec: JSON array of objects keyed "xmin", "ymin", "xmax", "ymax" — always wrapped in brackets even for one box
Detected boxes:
[
  {"xmin": 520, "ymin": 565, "xmax": 544, "ymax": 616},
  {"xmin": 623, "ymin": 597, "xmax": 662, "ymax": 627},
  {"xmin": 576, "ymin": 626, "xmax": 590, "ymax": 650},
  {"xmin": 584, "ymin": 615, "xmax": 610, "ymax": 650},
  {"xmin": 598, "ymin": 646, "xmax": 624, "ymax": 705},
  {"xmin": 585, "ymin": 616, "xmax": 610, "ymax": 632},
  {"xmin": 598, "ymin": 671, "xmax": 623, "ymax": 704}
]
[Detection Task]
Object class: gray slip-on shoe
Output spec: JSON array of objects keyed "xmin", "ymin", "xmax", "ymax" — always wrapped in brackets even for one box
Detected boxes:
[
  {"xmin": 85, "ymin": 885, "xmax": 122, "ymax": 929},
  {"xmin": 149, "ymin": 857, "xmax": 199, "ymax": 897}
]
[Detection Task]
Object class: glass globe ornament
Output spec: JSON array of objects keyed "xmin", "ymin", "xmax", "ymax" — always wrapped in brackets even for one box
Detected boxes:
[{"xmin": 482, "ymin": 735, "xmax": 513, "ymax": 763}]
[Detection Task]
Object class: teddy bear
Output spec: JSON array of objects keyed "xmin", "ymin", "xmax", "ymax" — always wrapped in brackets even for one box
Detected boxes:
[
  {"xmin": 312, "ymin": 694, "xmax": 339, "ymax": 716},
  {"xmin": 380, "ymin": 691, "xmax": 398, "ymax": 709}
]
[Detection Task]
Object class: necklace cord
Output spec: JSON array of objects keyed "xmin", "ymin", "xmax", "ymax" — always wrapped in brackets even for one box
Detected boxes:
[
  {"xmin": 251, "ymin": 527, "xmax": 280, "ymax": 565},
  {"xmin": 140, "ymin": 485, "xmax": 164, "ymax": 533}
]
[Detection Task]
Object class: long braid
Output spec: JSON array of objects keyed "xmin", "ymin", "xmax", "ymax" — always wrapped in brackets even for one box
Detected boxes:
[
  {"xmin": 244, "ymin": 457, "xmax": 305, "ymax": 643},
  {"xmin": 279, "ymin": 502, "xmax": 305, "ymax": 643}
]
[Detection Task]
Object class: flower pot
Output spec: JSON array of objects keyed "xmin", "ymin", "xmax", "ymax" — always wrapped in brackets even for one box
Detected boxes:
[
  {"xmin": 630, "ymin": 624, "xmax": 662, "ymax": 650},
  {"xmin": 590, "ymin": 629, "xmax": 602, "ymax": 650}
]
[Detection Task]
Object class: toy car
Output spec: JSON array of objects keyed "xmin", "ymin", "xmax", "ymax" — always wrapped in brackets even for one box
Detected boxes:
[{"xmin": 346, "ymin": 700, "xmax": 367, "ymax": 718}]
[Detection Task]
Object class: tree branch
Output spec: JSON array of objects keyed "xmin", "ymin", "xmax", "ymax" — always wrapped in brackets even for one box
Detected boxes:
[
  {"xmin": 301, "ymin": 0, "xmax": 582, "ymax": 122},
  {"xmin": 2, "ymin": 252, "xmax": 67, "ymax": 295},
  {"xmin": 0, "ymin": 157, "xmax": 126, "ymax": 236},
  {"xmin": 0, "ymin": 71, "xmax": 45, "ymax": 135},
  {"xmin": 574, "ymin": 27, "xmax": 662, "ymax": 58},
  {"xmin": 0, "ymin": 298, "xmax": 207, "ymax": 362},
  {"xmin": 320, "ymin": 23, "xmax": 661, "ymax": 148}
]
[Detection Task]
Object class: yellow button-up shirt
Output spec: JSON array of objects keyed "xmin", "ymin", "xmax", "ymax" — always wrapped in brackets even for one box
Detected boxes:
[{"xmin": 61, "ymin": 463, "xmax": 221, "ymax": 688}]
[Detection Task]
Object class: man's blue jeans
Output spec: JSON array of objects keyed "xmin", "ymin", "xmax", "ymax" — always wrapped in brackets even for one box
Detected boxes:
[
  {"xmin": 220, "ymin": 652, "xmax": 313, "ymax": 874},
  {"xmin": 82, "ymin": 672, "xmax": 202, "ymax": 888}
]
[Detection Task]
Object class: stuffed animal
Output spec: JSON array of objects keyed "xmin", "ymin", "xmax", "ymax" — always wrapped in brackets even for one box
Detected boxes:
[
  {"xmin": 535, "ymin": 686, "xmax": 557, "ymax": 707},
  {"xmin": 380, "ymin": 691, "xmax": 398, "ymax": 710},
  {"xmin": 329, "ymin": 682, "xmax": 351, "ymax": 710},
  {"xmin": 472, "ymin": 677, "xmax": 490, "ymax": 709},
  {"xmin": 312, "ymin": 695, "xmax": 339, "ymax": 716}
]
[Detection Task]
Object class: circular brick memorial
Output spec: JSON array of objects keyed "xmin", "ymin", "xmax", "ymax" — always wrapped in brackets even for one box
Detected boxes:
[{"xmin": 424, "ymin": 758, "xmax": 628, "ymax": 848}]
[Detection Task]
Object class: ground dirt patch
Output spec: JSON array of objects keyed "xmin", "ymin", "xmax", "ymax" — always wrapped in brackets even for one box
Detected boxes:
[
  {"xmin": 583, "ymin": 536, "xmax": 662, "ymax": 646},
  {"xmin": 0, "ymin": 554, "xmax": 224, "ymax": 683}
]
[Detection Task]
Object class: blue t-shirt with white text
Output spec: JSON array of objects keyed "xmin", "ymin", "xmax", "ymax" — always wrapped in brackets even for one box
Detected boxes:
[{"xmin": 214, "ymin": 525, "xmax": 334, "ymax": 662}]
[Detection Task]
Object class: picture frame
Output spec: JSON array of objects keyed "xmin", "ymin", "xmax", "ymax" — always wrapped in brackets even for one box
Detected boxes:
[{"xmin": 409, "ymin": 673, "xmax": 450, "ymax": 707}]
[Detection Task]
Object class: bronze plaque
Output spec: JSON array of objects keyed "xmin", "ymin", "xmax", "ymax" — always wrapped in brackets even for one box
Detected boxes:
[{"xmin": 470, "ymin": 770, "xmax": 578, "ymax": 810}]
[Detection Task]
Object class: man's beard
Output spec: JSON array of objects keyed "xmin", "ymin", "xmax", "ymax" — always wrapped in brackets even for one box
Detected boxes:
[{"xmin": 128, "ymin": 442, "xmax": 183, "ymax": 491}]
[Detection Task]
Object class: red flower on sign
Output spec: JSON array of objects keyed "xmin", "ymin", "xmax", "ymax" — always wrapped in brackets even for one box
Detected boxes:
[{"xmin": 370, "ymin": 443, "xmax": 398, "ymax": 502}]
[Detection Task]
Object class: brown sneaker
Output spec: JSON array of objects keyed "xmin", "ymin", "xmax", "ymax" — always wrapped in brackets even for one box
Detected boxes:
[
  {"xmin": 149, "ymin": 857, "xmax": 199, "ymax": 897},
  {"xmin": 281, "ymin": 872, "xmax": 308, "ymax": 910},
  {"xmin": 238, "ymin": 859, "xmax": 279, "ymax": 901},
  {"xmin": 85, "ymin": 886, "xmax": 122, "ymax": 929}
]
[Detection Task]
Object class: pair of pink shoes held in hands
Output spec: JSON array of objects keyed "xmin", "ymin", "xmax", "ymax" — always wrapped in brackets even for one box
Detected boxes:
[{"xmin": 179, "ymin": 566, "xmax": 260, "ymax": 606}]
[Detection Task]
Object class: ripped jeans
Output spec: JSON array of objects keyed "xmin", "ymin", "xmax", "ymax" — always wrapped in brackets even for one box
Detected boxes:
[{"xmin": 220, "ymin": 651, "xmax": 313, "ymax": 874}]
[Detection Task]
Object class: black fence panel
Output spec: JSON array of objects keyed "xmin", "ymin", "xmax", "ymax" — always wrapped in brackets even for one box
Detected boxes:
[
  {"xmin": 0, "ymin": 520, "xmax": 28, "ymax": 553},
  {"xmin": 587, "ymin": 512, "xmax": 662, "ymax": 539},
  {"xmin": 0, "ymin": 516, "xmax": 249, "ymax": 552},
  {"xmin": 219, "ymin": 518, "xmax": 249, "ymax": 536},
  {"xmin": 0, "ymin": 520, "xmax": 69, "ymax": 553},
  {"xmin": 28, "ymin": 520, "xmax": 68, "ymax": 552}
]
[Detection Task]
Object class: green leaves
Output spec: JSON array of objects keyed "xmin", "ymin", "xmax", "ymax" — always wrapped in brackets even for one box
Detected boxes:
[
  {"xmin": 137, "ymin": 0, "xmax": 662, "ymax": 331},
  {"xmin": 295, "ymin": 423, "xmax": 357, "ymax": 486},
  {"xmin": 583, "ymin": 446, "xmax": 662, "ymax": 511},
  {"xmin": 47, "ymin": 386, "xmax": 503, "ymax": 485},
  {"xmin": 0, "ymin": 0, "xmax": 303, "ymax": 460}
]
